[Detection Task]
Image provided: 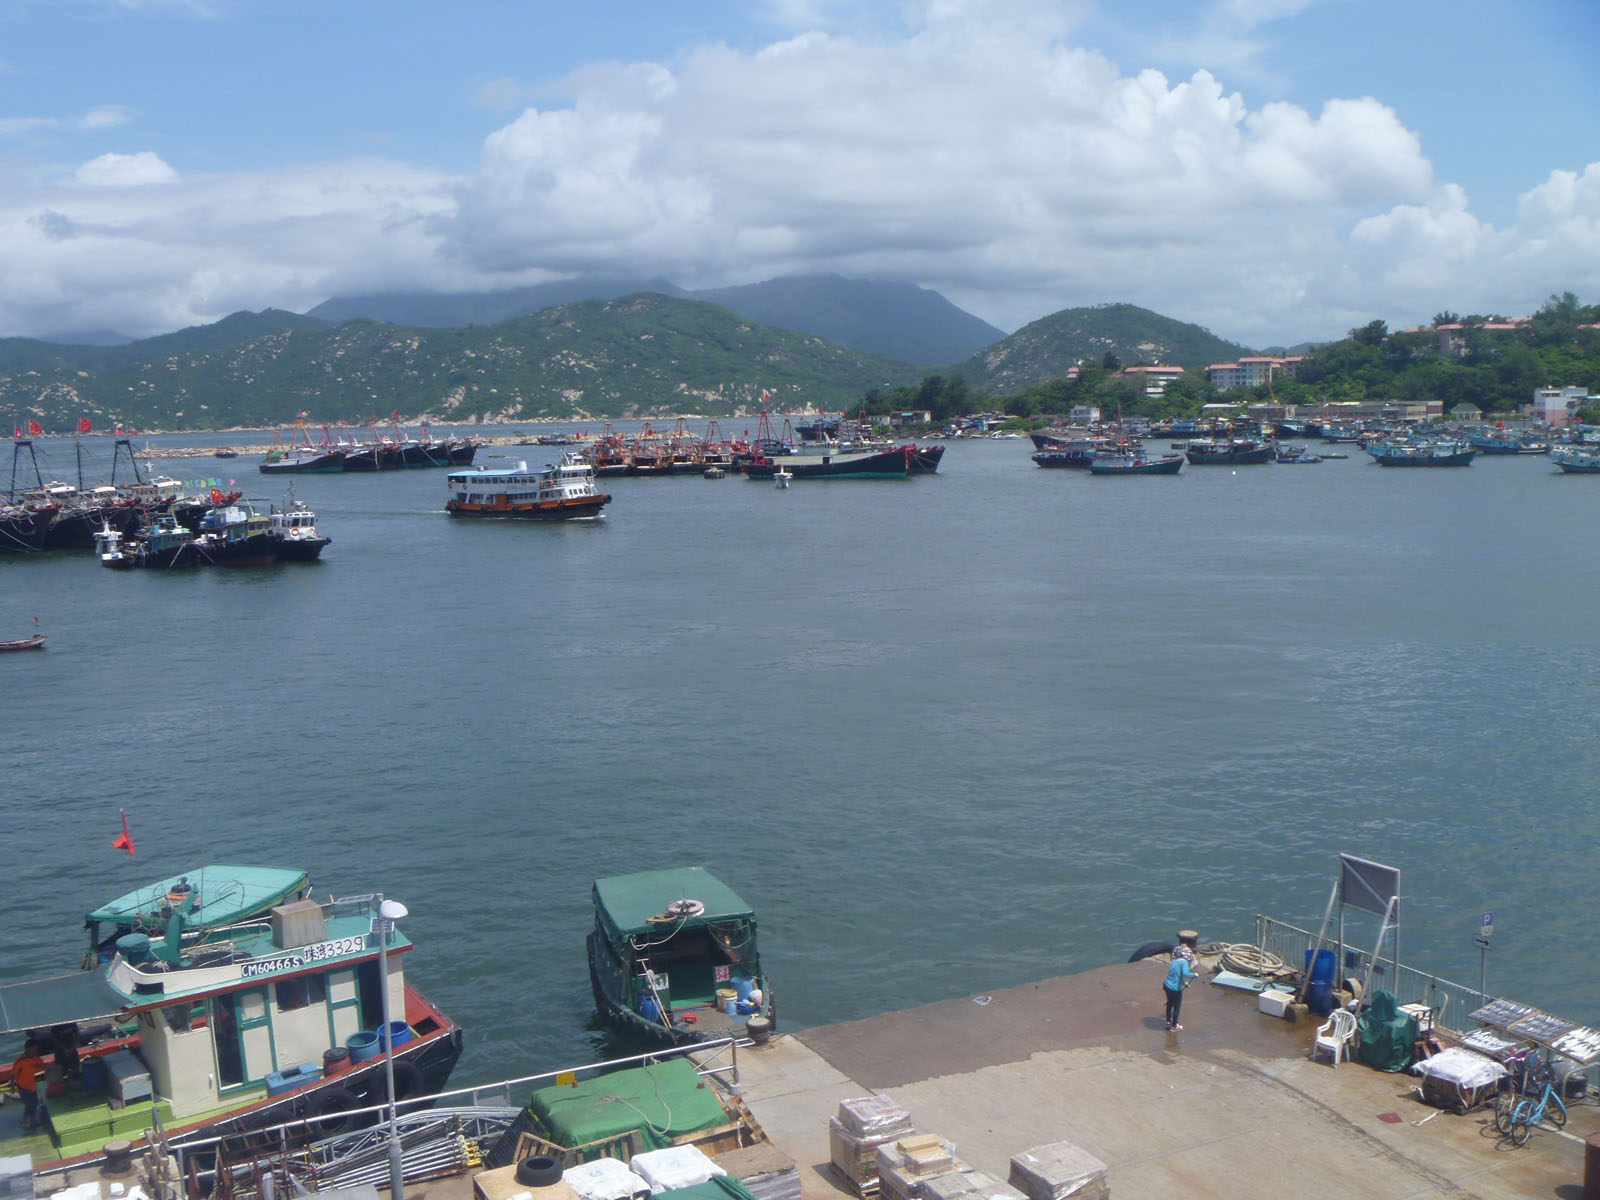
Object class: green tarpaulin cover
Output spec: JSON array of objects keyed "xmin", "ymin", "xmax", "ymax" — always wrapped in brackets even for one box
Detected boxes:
[
  {"xmin": 529, "ymin": 1059, "xmax": 731, "ymax": 1150},
  {"xmin": 656, "ymin": 1179, "xmax": 761, "ymax": 1200},
  {"xmin": 1357, "ymin": 988, "xmax": 1418, "ymax": 1073},
  {"xmin": 593, "ymin": 868, "xmax": 754, "ymax": 937}
]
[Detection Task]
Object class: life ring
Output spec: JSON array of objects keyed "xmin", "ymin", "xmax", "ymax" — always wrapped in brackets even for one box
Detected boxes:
[
  {"xmin": 666, "ymin": 899, "xmax": 705, "ymax": 918},
  {"xmin": 516, "ymin": 1155, "xmax": 564, "ymax": 1188},
  {"xmin": 306, "ymin": 1085, "xmax": 362, "ymax": 1135}
]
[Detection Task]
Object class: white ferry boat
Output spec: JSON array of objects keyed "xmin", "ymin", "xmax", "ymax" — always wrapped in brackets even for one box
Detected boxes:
[{"xmin": 445, "ymin": 452, "xmax": 611, "ymax": 520}]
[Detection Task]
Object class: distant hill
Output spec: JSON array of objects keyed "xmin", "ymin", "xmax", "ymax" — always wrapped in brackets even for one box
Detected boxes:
[
  {"xmin": 0, "ymin": 294, "xmax": 917, "ymax": 431},
  {"xmin": 695, "ymin": 275, "xmax": 1004, "ymax": 365},
  {"xmin": 306, "ymin": 273, "xmax": 1005, "ymax": 366},
  {"xmin": 954, "ymin": 302, "xmax": 1253, "ymax": 394},
  {"xmin": 306, "ymin": 277, "xmax": 686, "ymax": 327}
]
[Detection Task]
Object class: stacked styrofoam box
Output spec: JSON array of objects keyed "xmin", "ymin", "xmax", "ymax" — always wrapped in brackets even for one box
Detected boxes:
[
  {"xmin": 630, "ymin": 1146, "xmax": 725, "ymax": 1195},
  {"xmin": 829, "ymin": 1095, "xmax": 915, "ymax": 1196},
  {"xmin": 876, "ymin": 1135, "xmax": 961, "ymax": 1200},
  {"xmin": 1008, "ymin": 1143, "xmax": 1108, "ymax": 1200},
  {"xmin": 712, "ymin": 1142, "xmax": 800, "ymax": 1200},
  {"xmin": 921, "ymin": 1169, "xmax": 1026, "ymax": 1200},
  {"xmin": 0, "ymin": 1157, "xmax": 32, "ymax": 1200},
  {"xmin": 561, "ymin": 1158, "xmax": 651, "ymax": 1200}
]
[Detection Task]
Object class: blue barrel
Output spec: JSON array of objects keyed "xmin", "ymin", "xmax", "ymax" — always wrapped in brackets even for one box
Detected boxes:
[
  {"xmin": 376, "ymin": 1020, "xmax": 412, "ymax": 1050},
  {"xmin": 1304, "ymin": 949, "xmax": 1337, "ymax": 1015},
  {"xmin": 80, "ymin": 1058, "xmax": 110, "ymax": 1092},
  {"xmin": 732, "ymin": 975, "xmax": 754, "ymax": 1002},
  {"xmin": 347, "ymin": 1031, "xmax": 382, "ymax": 1062}
]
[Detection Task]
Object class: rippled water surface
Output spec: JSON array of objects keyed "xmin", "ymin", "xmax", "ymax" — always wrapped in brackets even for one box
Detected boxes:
[{"xmin": 4, "ymin": 433, "xmax": 1596, "ymax": 1080}]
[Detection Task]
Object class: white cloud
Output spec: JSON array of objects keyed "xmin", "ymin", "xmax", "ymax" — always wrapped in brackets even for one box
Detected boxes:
[
  {"xmin": 78, "ymin": 106, "xmax": 133, "ymax": 130},
  {"xmin": 0, "ymin": 0, "xmax": 1597, "ymax": 347},
  {"xmin": 76, "ymin": 151, "xmax": 178, "ymax": 186}
]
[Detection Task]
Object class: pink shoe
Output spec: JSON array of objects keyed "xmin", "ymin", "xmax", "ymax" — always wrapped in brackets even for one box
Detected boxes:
[{"xmin": 1172, "ymin": 1024, "xmax": 1183, "ymax": 1031}]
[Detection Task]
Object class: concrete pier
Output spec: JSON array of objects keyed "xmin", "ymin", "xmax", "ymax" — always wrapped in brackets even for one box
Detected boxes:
[{"xmin": 724, "ymin": 960, "xmax": 1596, "ymax": 1200}]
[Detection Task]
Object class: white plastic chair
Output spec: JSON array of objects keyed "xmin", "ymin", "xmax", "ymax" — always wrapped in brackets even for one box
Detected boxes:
[{"xmin": 1312, "ymin": 1007, "xmax": 1357, "ymax": 1067}]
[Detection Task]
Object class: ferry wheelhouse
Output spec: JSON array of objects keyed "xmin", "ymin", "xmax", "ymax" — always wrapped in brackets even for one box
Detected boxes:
[
  {"xmin": 445, "ymin": 452, "xmax": 611, "ymax": 520},
  {"xmin": 0, "ymin": 866, "xmax": 461, "ymax": 1170}
]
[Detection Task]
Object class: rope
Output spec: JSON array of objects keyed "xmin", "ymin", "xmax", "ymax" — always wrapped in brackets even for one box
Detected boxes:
[{"xmin": 1218, "ymin": 944, "xmax": 1288, "ymax": 976}]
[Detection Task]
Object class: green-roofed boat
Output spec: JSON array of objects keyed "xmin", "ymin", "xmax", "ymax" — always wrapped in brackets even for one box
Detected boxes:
[
  {"xmin": 1, "ymin": 865, "xmax": 461, "ymax": 1175},
  {"xmin": 587, "ymin": 866, "xmax": 775, "ymax": 1046}
]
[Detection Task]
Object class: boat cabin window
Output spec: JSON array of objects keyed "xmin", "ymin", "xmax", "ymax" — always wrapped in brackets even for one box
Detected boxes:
[{"xmin": 275, "ymin": 973, "xmax": 327, "ymax": 1013}]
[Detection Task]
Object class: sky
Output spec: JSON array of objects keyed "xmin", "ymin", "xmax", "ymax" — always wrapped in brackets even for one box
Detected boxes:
[{"xmin": 1, "ymin": 0, "xmax": 1597, "ymax": 349}]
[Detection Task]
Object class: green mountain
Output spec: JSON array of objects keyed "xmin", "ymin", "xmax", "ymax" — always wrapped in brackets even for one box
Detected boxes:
[
  {"xmin": 953, "ymin": 302, "xmax": 1252, "ymax": 394},
  {"xmin": 695, "ymin": 275, "xmax": 1004, "ymax": 365},
  {"xmin": 0, "ymin": 294, "xmax": 917, "ymax": 431},
  {"xmin": 306, "ymin": 273, "xmax": 1005, "ymax": 367},
  {"xmin": 306, "ymin": 277, "xmax": 687, "ymax": 327}
]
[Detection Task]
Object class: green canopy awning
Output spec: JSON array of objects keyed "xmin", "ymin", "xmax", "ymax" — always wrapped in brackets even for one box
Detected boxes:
[
  {"xmin": 0, "ymin": 970, "xmax": 128, "ymax": 1036},
  {"xmin": 592, "ymin": 867, "xmax": 754, "ymax": 937}
]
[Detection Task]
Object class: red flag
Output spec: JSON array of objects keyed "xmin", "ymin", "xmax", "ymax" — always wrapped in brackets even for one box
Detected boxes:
[
  {"xmin": 77, "ymin": 417, "xmax": 92, "ymax": 434},
  {"xmin": 27, "ymin": 419, "xmax": 42, "ymax": 435},
  {"xmin": 112, "ymin": 810, "xmax": 135, "ymax": 856},
  {"xmin": 11, "ymin": 426, "xmax": 18, "ymax": 439}
]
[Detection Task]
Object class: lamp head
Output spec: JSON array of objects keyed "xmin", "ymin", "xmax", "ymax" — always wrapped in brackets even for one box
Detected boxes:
[{"xmin": 379, "ymin": 899, "xmax": 409, "ymax": 921}]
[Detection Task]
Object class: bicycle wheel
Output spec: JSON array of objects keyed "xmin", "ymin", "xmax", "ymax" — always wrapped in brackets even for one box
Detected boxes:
[
  {"xmin": 1511, "ymin": 1108, "xmax": 1532, "ymax": 1146},
  {"xmin": 1549, "ymin": 1096, "xmax": 1567, "ymax": 1130},
  {"xmin": 1494, "ymin": 1089, "xmax": 1518, "ymax": 1134}
]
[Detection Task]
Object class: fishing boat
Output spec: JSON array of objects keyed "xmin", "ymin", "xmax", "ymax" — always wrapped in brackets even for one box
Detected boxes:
[
  {"xmin": 0, "ymin": 633, "xmax": 46, "ymax": 651},
  {"xmin": 1369, "ymin": 439, "xmax": 1477, "ymax": 467},
  {"xmin": 125, "ymin": 513, "xmax": 202, "ymax": 569},
  {"xmin": 1087, "ymin": 451, "xmax": 1184, "ymax": 475},
  {"xmin": 1185, "ymin": 437, "xmax": 1275, "ymax": 465},
  {"xmin": 1275, "ymin": 445, "xmax": 1323, "ymax": 464},
  {"xmin": 194, "ymin": 502, "xmax": 278, "ymax": 566},
  {"xmin": 445, "ymin": 452, "xmax": 611, "ymax": 520},
  {"xmin": 0, "ymin": 865, "xmax": 462, "ymax": 1172},
  {"xmin": 588, "ymin": 866, "xmax": 774, "ymax": 1046},
  {"xmin": 905, "ymin": 444, "xmax": 945, "ymax": 474},
  {"xmin": 1032, "ymin": 437, "xmax": 1116, "ymax": 468},
  {"xmin": 1551, "ymin": 446, "xmax": 1600, "ymax": 474},
  {"xmin": 744, "ymin": 446, "xmax": 909, "ymax": 480},
  {"xmin": 266, "ymin": 497, "xmax": 331, "ymax": 561}
]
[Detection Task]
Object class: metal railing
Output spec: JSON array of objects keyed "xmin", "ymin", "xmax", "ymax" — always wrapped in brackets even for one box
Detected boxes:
[
  {"xmin": 36, "ymin": 1036, "xmax": 743, "ymax": 1188},
  {"xmin": 1255, "ymin": 915, "xmax": 1488, "ymax": 1032}
]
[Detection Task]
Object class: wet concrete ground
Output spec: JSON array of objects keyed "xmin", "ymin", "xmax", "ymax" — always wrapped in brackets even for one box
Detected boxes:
[{"xmin": 726, "ymin": 959, "xmax": 1598, "ymax": 1200}]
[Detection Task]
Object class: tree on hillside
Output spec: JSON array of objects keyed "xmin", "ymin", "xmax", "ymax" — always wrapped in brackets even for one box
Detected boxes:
[{"xmin": 1351, "ymin": 319, "xmax": 1388, "ymax": 346}]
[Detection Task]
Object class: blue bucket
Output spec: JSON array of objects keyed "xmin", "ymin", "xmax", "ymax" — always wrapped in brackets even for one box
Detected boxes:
[
  {"xmin": 347, "ymin": 1031, "xmax": 382, "ymax": 1063},
  {"xmin": 376, "ymin": 1020, "xmax": 413, "ymax": 1050}
]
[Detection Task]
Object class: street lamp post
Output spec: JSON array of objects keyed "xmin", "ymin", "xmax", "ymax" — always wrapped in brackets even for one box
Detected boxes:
[{"xmin": 375, "ymin": 897, "xmax": 409, "ymax": 1200}]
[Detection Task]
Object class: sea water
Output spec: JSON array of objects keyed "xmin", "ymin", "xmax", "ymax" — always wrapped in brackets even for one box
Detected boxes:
[{"xmin": 2, "ymin": 433, "xmax": 1596, "ymax": 1081}]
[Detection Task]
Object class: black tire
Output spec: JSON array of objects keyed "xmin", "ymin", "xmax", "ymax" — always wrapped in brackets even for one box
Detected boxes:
[
  {"xmin": 370, "ymin": 1060, "xmax": 426, "ymax": 1104},
  {"xmin": 1549, "ymin": 1098, "xmax": 1567, "ymax": 1130},
  {"xmin": 516, "ymin": 1155, "xmax": 564, "ymax": 1188},
  {"xmin": 1510, "ymin": 1112, "xmax": 1531, "ymax": 1146},
  {"xmin": 1494, "ymin": 1089, "xmax": 1518, "ymax": 1134},
  {"xmin": 1128, "ymin": 941, "xmax": 1176, "ymax": 964},
  {"xmin": 306, "ymin": 1086, "xmax": 362, "ymax": 1136}
]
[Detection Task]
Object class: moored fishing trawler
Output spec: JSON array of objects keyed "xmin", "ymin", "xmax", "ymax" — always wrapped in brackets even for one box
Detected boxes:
[
  {"xmin": 588, "ymin": 866, "xmax": 774, "ymax": 1046},
  {"xmin": 445, "ymin": 452, "xmax": 611, "ymax": 520},
  {"xmin": 0, "ymin": 865, "xmax": 461, "ymax": 1172}
]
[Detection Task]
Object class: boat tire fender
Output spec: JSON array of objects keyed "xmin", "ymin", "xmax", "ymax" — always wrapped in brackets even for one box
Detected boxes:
[
  {"xmin": 516, "ymin": 1155, "xmax": 564, "ymax": 1187},
  {"xmin": 371, "ymin": 1060, "xmax": 426, "ymax": 1103},
  {"xmin": 306, "ymin": 1086, "xmax": 362, "ymax": 1135},
  {"xmin": 1128, "ymin": 940, "xmax": 1176, "ymax": 964}
]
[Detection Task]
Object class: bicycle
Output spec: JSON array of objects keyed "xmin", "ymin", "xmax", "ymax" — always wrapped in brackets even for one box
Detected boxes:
[
  {"xmin": 1510, "ymin": 1067, "xmax": 1568, "ymax": 1146},
  {"xmin": 1493, "ymin": 1048, "xmax": 1539, "ymax": 1135}
]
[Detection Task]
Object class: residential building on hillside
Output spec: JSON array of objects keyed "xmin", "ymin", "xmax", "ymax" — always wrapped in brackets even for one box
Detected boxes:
[
  {"xmin": 1205, "ymin": 355, "xmax": 1303, "ymax": 390},
  {"xmin": 1121, "ymin": 364, "xmax": 1186, "ymax": 396}
]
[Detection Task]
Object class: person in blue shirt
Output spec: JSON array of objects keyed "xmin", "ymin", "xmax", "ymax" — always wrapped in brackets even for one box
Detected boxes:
[{"xmin": 1163, "ymin": 943, "xmax": 1198, "ymax": 1031}]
